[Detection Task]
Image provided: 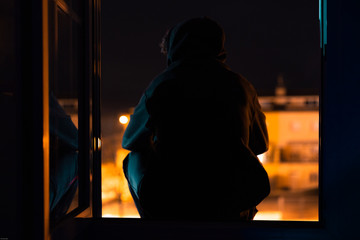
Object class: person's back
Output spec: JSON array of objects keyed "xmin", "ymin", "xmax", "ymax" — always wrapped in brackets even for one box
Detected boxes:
[{"xmin": 122, "ymin": 17, "xmax": 270, "ymax": 220}]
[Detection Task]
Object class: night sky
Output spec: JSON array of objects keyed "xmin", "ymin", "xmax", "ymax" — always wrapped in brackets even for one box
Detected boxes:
[{"xmin": 101, "ymin": 0, "xmax": 320, "ymax": 114}]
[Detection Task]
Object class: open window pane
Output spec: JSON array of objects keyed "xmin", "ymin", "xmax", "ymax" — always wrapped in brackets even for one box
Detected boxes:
[{"xmin": 49, "ymin": 0, "xmax": 91, "ymax": 225}]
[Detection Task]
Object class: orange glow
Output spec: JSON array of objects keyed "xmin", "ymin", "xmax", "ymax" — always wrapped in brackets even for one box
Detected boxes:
[
  {"xmin": 43, "ymin": 0, "xmax": 50, "ymax": 237},
  {"xmin": 97, "ymin": 138, "xmax": 102, "ymax": 150},
  {"xmin": 102, "ymin": 108, "xmax": 319, "ymax": 221},
  {"xmin": 93, "ymin": 137, "xmax": 102, "ymax": 151},
  {"xmin": 257, "ymin": 153, "xmax": 265, "ymax": 163},
  {"xmin": 102, "ymin": 147, "xmax": 141, "ymax": 217},
  {"xmin": 119, "ymin": 115, "xmax": 129, "ymax": 124},
  {"xmin": 254, "ymin": 211, "xmax": 282, "ymax": 220}
]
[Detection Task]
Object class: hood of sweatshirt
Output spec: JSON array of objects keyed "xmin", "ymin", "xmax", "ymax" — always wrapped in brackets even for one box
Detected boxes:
[{"xmin": 166, "ymin": 17, "xmax": 227, "ymax": 65}]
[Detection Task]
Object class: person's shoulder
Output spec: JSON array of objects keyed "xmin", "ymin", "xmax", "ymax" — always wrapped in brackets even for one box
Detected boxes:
[
  {"xmin": 144, "ymin": 68, "xmax": 173, "ymax": 93},
  {"xmin": 144, "ymin": 68, "xmax": 181, "ymax": 100},
  {"xmin": 237, "ymin": 73, "xmax": 256, "ymax": 92},
  {"xmin": 222, "ymin": 67, "xmax": 256, "ymax": 94}
]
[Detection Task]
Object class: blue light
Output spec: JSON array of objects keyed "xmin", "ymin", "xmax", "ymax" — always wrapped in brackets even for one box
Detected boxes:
[{"xmin": 319, "ymin": 0, "xmax": 327, "ymax": 56}]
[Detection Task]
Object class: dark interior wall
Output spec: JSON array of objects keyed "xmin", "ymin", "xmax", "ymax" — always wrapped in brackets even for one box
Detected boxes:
[
  {"xmin": 321, "ymin": 0, "xmax": 360, "ymax": 238},
  {"xmin": 0, "ymin": 0, "xmax": 19, "ymax": 239},
  {"xmin": 0, "ymin": 0, "xmax": 46, "ymax": 239}
]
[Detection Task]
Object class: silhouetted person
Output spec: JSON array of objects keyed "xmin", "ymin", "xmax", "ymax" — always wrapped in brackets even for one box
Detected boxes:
[{"xmin": 122, "ymin": 17, "xmax": 270, "ymax": 220}]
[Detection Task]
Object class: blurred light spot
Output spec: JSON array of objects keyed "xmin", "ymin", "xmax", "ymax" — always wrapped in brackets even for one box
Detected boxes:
[
  {"xmin": 254, "ymin": 211, "xmax": 282, "ymax": 220},
  {"xmin": 93, "ymin": 137, "xmax": 102, "ymax": 150},
  {"xmin": 102, "ymin": 214, "xmax": 121, "ymax": 218},
  {"xmin": 97, "ymin": 138, "xmax": 102, "ymax": 150},
  {"xmin": 258, "ymin": 153, "xmax": 264, "ymax": 163},
  {"xmin": 119, "ymin": 115, "xmax": 129, "ymax": 124}
]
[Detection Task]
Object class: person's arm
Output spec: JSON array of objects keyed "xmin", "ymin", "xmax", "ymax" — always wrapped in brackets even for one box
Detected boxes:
[{"xmin": 122, "ymin": 94, "xmax": 152, "ymax": 151}]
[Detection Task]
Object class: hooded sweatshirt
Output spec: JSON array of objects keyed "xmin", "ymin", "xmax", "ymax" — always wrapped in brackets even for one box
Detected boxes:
[{"xmin": 122, "ymin": 17, "xmax": 269, "ymax": 219}]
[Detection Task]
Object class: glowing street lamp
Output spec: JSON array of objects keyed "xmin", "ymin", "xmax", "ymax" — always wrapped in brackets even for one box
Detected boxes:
[{"xmin": 119, "ymin": 115, "xmax": 129, "ymax": 125}]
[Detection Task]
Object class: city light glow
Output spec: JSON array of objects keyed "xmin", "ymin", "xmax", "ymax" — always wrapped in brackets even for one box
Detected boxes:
[
  {"xmin": 258, "ymin": 154, "xmax": 264, "ymax": 163},
  {"xmin": 119, "ymin": 115, "xmax": 129, "ymax": 124},
  {"xmin": 103, "ymin": 97, "xmax": 319, "ymax": 221},
  {"xmin": 254, "ymin": 211, "xmax": 282, "ymax": 220}
]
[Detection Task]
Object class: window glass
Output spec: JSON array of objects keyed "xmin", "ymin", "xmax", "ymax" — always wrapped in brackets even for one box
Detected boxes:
[{"xmin": 49, "ymin": 1, "xmax": 85, "ymax": 224}]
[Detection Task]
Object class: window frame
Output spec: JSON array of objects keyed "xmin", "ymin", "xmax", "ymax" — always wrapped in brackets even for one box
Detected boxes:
[{"xmin": 51, "ymin": 0, "xmax": 360, "ymax": 239}]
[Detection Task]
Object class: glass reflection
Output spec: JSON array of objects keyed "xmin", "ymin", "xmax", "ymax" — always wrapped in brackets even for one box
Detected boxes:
[
  {"xmin": 49, "ymin": 93, "xmax": 79, "ymax": 222},
  {"xmin": 49, "ymin": 0, "xmax": 84, "ymax": 224}
]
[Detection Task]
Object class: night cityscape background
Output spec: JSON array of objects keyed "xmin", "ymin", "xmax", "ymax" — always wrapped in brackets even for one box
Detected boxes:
[{"xmin": 101, "ymin": 0, "xmax": 320, "ymax": 115}]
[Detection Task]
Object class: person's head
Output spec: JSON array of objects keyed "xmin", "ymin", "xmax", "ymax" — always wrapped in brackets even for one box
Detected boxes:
[{"xmin": 160, "ymin": 17, "xmax": 227, "ymax": 65}]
